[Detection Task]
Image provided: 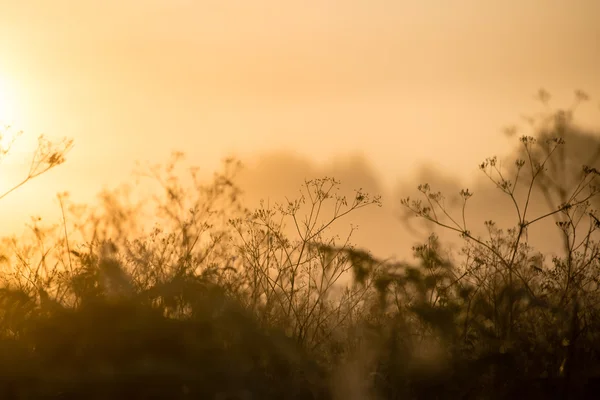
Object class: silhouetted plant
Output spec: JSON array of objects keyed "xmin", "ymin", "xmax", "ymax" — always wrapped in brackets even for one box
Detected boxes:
[
  {"xmin": 395, "ymin": 90, "xmax": 600, "ymax": 397},
  {"xmin": 3, "ymin": 91, "xmax": 600, "ymax": 398},
  {"xmin": 230, "ymin": 177, "xmax": 381, "ymax": 355},
  {"xmin": 0, "ymin": 125, "xmax": 73, "ymax": 201}
]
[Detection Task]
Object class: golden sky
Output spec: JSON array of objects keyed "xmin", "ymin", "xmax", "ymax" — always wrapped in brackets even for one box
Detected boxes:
[{"xmin": 1, "ymin": 0, "xmax": 599, "ymax": 242}]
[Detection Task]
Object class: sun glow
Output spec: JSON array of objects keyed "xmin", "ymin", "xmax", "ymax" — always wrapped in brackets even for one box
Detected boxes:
[
  {"xmin": 0, "ymin": 75, "xmax": 18, "ymax": 126},
  {"xmin": 0, "ymin": 74, "xmax": 23, "ymax": 166}
]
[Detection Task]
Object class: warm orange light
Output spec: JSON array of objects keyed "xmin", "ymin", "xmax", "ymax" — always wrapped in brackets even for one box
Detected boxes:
[
  {"xmin": 0, "ymin": 74, "xmax": 24, "ymax": 174},
  {"xmin": 0, "ymin": 75, "xmax": 16, "ymax": 125}
]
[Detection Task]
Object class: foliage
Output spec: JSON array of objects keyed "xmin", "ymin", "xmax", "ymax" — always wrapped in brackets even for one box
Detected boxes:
[
  {"xmin": 1, "ymin": 91, "xmax": 600, "ymax": 398},
  {"xmin": 0, "ymin": 125, "xmax": 73, "ymax": 201}
]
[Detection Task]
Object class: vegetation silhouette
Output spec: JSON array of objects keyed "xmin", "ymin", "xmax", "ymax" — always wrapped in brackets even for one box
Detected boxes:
[{"xmin": 0, "ymin": 91, "xmax": 600, "ymax": 399}]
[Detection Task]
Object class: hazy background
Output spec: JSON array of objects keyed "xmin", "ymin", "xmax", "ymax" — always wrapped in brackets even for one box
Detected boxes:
[{"xmin": 1, "ymin": 0, "xmax": 599, "ymax": 260}]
